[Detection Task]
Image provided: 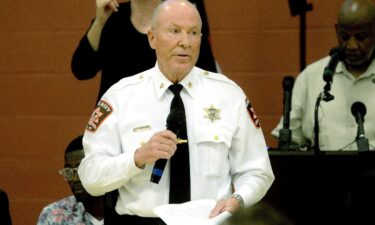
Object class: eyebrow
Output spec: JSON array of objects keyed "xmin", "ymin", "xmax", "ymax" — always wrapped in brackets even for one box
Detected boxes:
[{"xmin": 167, "ymin": 23, "xmax": 201, "ymax": 29}]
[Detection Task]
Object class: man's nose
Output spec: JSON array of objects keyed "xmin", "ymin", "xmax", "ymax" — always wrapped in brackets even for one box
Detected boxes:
[
  {"xmin": 179, "ymin": 32, "xmax": 191, "ymax": 47},
  {"xmin": 347, "ymin": 37, "xmax": 359, "ymax": 49}
]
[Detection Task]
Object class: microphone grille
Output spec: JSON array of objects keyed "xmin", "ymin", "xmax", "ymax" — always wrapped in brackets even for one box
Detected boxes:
[
  {"xmin": 351, "ymin": 101, "xmax": 367, "ymax": 119},
  {"xmin": 329, "ymin": 46, "xmax": 345, "ymax": 60}
]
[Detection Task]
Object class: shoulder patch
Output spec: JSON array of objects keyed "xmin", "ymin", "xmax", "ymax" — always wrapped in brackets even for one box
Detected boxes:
[
  {"xmin": 86, "ymin": 100, "xmax": 113, "ymax": 132},
  {"xmin": 246, "ymin": 98, "xmax": 261, "ymax": 128}
]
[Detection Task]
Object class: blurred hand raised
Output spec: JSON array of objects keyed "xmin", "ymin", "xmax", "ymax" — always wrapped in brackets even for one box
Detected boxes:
[{"xmin": 95, "ymin": 0, "xmax": 119, "ymax": 24}]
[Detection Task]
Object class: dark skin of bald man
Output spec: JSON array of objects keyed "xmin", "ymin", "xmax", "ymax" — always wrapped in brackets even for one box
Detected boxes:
[{"xmin": 335, "ymin": 0, "xmax": 375, "ymax": 77}]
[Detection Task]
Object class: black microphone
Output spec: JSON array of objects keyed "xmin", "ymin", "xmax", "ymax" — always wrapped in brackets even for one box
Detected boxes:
[
  {"xmin": 282, "ymin": 76, "xmax": 294, "ymax": 128},
  {"xmin": 278, "ymin": 76, "xmax": 295, "ymax": 150},
  {"xmin": 351, "ymin": 101, "xmax": 370, "ymax": 152},
  {"xmin": 323, "ymin": 46, "xmax": 345, "ymax": 82},
  {"xmin": 322, "ymin": 46, "xmax": 345, "ymax": 101},
  {"xmin": 150, "ymin": 110, "xmax": 185, "ymax": 184}
]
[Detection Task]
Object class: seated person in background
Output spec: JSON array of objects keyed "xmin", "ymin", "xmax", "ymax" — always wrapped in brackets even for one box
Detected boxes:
[
  {"xmin": 272, "ymin": 0, "xmax": 375, "ymax": 151},
  {"xmin": 220, "ymin": 202, "xmax": 294, "ymax": 225},
  {"xmin": 78, "ymin": 1, "xmax": 274, "ymax": 225},
  {"xmin": 36, "ymin": 135, "xmax": 105, "ymax": 225},
  {"xmin": 0, "ymin": 188, "xmax": 12, "ymax": 225},
  {"xmin": 71, "ymin": 0, "xmax": 217, "ymax": 103}
]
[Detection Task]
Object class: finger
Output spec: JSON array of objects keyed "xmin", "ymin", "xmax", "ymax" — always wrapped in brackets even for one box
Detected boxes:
[
  {"xmin": 160, "ymin": 130, "xmax": 178, "ymax": 143},
  {"xmin": 155, "ymin": 148, "xmax": 174, "ymax": 160},
  {"xmin": 209, "ymin": 204, "xmax": 225, "ymax": 218},
  {"xmin": 147, "ymin": 144, "xmax": 173, "ymax": 160},
  {"xmin": 97, "ymin": 0, "xmax": 112, "ymax": 8},
  {"xmin": 150, "ymin": 131, "xmax": 177, "ymax": 147},
  {"xmin": 147, "ymin": 138, "xmax": 175, "ymax": 157},
  {"xmin": 157, "ymin": 137, "xmax": 177, "ymax": 150},
  {"xmin": 108, "ymin": 1, "xmax": 118, "ymax": 12},
  {"xmin": 157, "ymin": 140, "xmax": 177, "ymax": 156},
  {"xmin": 114, "ymin": 0, "xmax": 119, "ymax": 8}
]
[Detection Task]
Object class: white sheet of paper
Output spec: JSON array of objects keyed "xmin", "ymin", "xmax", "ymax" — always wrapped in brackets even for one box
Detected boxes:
[{"xmin": 153, "ymin": 199, "xmax": 232, "ymax": 225}]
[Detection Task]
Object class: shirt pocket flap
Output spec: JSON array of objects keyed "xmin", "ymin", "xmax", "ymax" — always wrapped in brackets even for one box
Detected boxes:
[{"xmin": 194, "ymin": 127, "xmax": 232, "ymax": 148}]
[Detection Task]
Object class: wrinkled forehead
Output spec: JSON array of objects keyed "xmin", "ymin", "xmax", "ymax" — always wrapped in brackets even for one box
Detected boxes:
[{"xmin": 337, "ymin": 20, "xmax": 375, "ymax": 34}]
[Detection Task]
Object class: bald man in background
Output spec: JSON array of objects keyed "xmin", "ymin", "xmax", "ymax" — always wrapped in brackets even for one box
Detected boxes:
[{"xmin": 272, "ymin": 0, "xmax": 375, "ymax": 151}]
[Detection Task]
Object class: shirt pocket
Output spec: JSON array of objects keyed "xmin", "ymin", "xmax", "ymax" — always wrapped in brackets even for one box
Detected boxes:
[
  {"xmin": 194, "ymin": 127, "xmax": 232, "ymax": 177},
  {"xmin": 121, "ymin": 125, "xmax": 157, "ymax": 181},
  {"xmin": 121, "ymin": 124, "xmax": 155, "ymax": 153}
]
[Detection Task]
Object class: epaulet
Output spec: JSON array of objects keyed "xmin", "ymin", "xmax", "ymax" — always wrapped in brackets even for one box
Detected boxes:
[
  {"xmin": 110, "ymin": 71, "xmax": 148, "ymax": 91},
  {"xmin": 198, "ymin": 69, "xmax": 238, "ymax": 87}
]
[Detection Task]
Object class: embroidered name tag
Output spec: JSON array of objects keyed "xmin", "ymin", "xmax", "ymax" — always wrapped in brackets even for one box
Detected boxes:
[{"xmin": 133, "ymin": 125, "xmax": 152, "ymax": 132}]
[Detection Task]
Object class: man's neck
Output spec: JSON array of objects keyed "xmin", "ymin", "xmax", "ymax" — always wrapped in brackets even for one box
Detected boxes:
[{"xmin": 81, "ymin": 196, "xmax": 105, "ymax": 220}]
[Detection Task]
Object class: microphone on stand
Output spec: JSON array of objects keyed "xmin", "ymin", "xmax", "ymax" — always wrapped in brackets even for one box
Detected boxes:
[
  {"xmin": 278, "ymin": 76, "xmax": 295, "ymax": 150},
  {"xmin": 313, "ymin": 46, "xmax": 345, "ymax": 154},
  {"xmin": 351, "ymin": 102, "xmax": 370, "ymax": 152},
  {"xmin": 150, "ymin": 110, "xmax": 185, "ymax": 184},
  {"xmin": 322, "ymin": 46, "xmax": 345, "ymax": 102}
]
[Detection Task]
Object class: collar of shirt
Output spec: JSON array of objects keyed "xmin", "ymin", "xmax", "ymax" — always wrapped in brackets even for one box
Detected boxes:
[{"xmin": 153, "ymin": 62, "xmax": 197, "ymax": 100}]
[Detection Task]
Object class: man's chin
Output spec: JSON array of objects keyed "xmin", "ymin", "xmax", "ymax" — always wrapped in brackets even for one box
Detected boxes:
[
  {"xmin": 345, "ymin": 58, "xmax": 369, "ymax": 68},
  {"xmin": 171, "ymin": 64, "xmax": 193, "ymax": 75}
]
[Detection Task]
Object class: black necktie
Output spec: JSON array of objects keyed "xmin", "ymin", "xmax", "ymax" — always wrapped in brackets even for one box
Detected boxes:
[{"xmin": 168, "ymin": 84, "xmax": 191, "ymax": 203}]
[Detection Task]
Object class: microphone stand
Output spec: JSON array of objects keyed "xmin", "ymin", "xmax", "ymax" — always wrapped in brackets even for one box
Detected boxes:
[
  {"xmin": 354, "ymin": 110, "xmax": 370, "ymax": 152},
  {"xmin": 313, "ymin": 93, "xmax": 323, "ymax": 155},
  {"xmin": 278, "ymin": 76, "xmax": 295, "ymax": 150},
  {"xmin": 314, "ymin": 80, "xmax": 335, "ymax": 155},
  {"xmin": 278, "ymin": 126, "xmax": 292, "ymax": 150},
  {"xmin": 356, "ymin": 120, "xmax": 370, "ymax": 152},
  {"xmin": 299, "ymin": 2, "xmax": 313, "ymax": 71},
  {"xmin": 313, "ymin": 47, "xmax": 343, "ymax": 154},
  {"xmin": 287, "ymin": 0, "xmax": 313, "ymax": 71}
]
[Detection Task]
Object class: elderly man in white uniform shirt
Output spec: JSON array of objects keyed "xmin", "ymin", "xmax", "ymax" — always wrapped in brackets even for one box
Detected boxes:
[
  {"xmin": 272, "ymin": 0, "xmax": 375, "ymax": 151},
  {"xmin": 78, "ymin": 0, "xmax": 274, "ymax": 224}
]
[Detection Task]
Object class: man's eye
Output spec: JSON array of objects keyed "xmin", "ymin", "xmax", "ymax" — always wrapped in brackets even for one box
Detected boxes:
[
  {"xmin": 339, "ymin": 33, "xmax": 350, "ymax": 41},
  {"xmin": 355, "ymin": 34, "xmax": 368, "ymax": 41},
  {"xmin": 171, "ymin": 28, "xmax": 179, "ymax": 34},
  {"xmin": 189, "ymin": 30, "xmax": 201, "ymax": 38}
]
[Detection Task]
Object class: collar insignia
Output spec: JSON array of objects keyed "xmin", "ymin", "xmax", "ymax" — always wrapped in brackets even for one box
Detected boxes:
[{"xmin": 204, "ymin": 104, "xmax": 221, "ymax": 122}]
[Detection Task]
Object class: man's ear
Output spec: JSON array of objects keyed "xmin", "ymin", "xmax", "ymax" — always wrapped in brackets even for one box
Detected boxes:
[{"xmin": 148, "ymin": 30, "xmax": 156, "ymax": 50}]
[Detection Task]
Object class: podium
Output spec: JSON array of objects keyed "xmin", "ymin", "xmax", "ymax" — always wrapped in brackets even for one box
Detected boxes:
[{"xmin": 263, "ymin": 150, "xmax": 375, "ymax": 225}]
